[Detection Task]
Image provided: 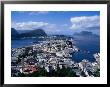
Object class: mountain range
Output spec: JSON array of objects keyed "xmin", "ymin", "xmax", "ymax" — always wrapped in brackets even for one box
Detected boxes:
[{"xmin": 11, "ymin": 28, "xmax": 47, "ymax": 40}]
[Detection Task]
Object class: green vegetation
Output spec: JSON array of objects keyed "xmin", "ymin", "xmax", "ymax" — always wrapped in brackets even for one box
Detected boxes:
[
  {"xmin": 81, "ymin": 71, "xmax": 86, "ymax": 77},
  {"xmin": 93, "ymin": 69, "xmax": 100, "ymax": 77},
  {"xmin": 17, "ymin": 67, "xmax": 78, "ymax": 77}
]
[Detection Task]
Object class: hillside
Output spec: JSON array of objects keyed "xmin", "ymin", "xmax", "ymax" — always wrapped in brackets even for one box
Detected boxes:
[
  {"xmin": 11, "ymin": 28, "xmax": 47, "ymax": 39},
  {"xmin": 11, "ymin": 28, "xmax": 19, "ymax": 39},
  {"xmin": 19, "ymin": 29, "xmax": 47, "ymax": 37}
]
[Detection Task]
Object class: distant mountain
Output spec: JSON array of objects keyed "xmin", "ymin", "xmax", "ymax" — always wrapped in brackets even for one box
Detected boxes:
[
  {"xmin": 19, "ymin": 29, "xmax": 47, "ymax": 38},
  {"xmin": 11, "ymin": 28, "xmax": 19, "ymax": 36},
  {"xmin": 73, "ymin": 31, "xmax": 99, "ymax": 42},
  {"xmin": 11, "ymin": 28, "xmax": 47, "ymax": 39},
  {"xmin": 11, "ymin": 28, "xmax": 19, "ymax": 39},
  {"xmin": 17, "ymin": 30, "xmax": 32, "ymax": 34},
  {"xmin": 74, "ymin": 31, "xmax": 99, "ymax": 37}
]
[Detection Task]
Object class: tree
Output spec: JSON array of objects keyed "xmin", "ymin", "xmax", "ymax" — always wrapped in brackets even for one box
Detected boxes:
[
  {"xmin": 17, "ymin": 66, "xmax": 78, "ymax": 77},
  {"xmin": 81, "ymin": 71, "xmax": 86, "ymax": 77},
  {"xmin": 93, "ymin": 69, "xmax": 100, "ymax": 77},
  {"xmin": 17, "ymin": 73, "xmax": 26, "ymax": 77}
]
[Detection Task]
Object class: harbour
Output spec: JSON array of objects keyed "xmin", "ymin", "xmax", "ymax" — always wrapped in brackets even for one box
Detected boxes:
[{"xmin": 11, "ymin": 36, "xmax": 100, "ymax": 77}]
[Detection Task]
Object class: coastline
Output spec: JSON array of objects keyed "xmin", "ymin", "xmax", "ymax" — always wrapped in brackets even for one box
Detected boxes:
[{"xmin": 11, "ymin": 38, "xmax": 100, "ymax": 77}]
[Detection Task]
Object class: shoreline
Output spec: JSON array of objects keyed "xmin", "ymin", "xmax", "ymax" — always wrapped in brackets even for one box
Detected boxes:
[{"xmin": 11, "ymin": 38, "xmax": 100, "ymax": 77}]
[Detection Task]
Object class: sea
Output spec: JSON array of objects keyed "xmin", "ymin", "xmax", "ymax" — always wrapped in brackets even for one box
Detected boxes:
[{"xmin": 11, "ymin": 36, "xmax": 100, "ymax": 62}]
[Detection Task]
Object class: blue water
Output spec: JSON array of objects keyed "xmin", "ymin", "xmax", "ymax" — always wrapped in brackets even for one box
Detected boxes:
[
  {"xmin": 73, "ymin": 36, "xmax": 100, "ymax": 62},
  {"xmin": 11, "ymin": 36, "xmax": 100, "ymax": 62},
  {"xmin": 11, "ymin": 38, "xmax": 43, "ymax": 48}
]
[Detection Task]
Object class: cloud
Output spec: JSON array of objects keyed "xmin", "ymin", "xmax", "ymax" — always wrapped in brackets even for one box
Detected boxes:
[
  {"xmin": 12, "ymin": 11, "xmax": 49, "ymax": 15},
  {"xmin": 29, "ymin": 11, "xmax": 49, "ymax": 15},
  {"xmin": 12, "ymin": 21, "xmax": 69, "ymax": 35},
  {"xmin": 62, "ymin": 24, "xmax": 68, "ymax": 27},
  {"xmin": 70, "ymin": 15, "xmax": 100, "ymax": 30},
  {"xmin": 12, "ymin": 21, "xmax": 62, "ymax": 34},
  {"xmin": 12, "ymin": 21, "xmax": 49, "ymax": 30}
]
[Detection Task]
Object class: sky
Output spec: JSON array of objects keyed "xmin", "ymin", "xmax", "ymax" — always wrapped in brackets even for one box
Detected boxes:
[{"xmin": 11, "ymin": 11, "xmax": 100, "ymax": 35}]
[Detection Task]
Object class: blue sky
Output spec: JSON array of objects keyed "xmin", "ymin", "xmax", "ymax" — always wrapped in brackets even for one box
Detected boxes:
[{"xmin": 11, "ymin": 11, "xmax": 100, "ymax": 35}]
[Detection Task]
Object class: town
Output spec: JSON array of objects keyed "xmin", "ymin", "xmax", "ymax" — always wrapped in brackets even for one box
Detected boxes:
[{"xmin": 11, "ymin": 37, "xmax": 100, "ymax": 77}]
